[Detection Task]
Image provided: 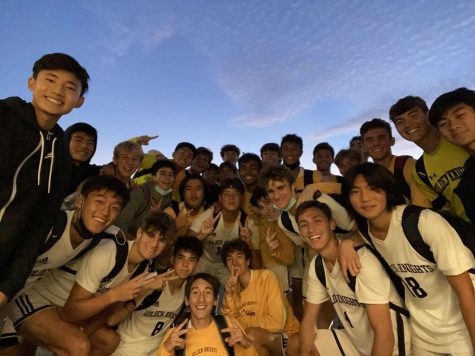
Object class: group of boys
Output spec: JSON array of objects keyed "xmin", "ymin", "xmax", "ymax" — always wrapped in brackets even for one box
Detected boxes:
[{"xmin": 1, "ymin": 51, "xmax": 475, "ymax": 355}]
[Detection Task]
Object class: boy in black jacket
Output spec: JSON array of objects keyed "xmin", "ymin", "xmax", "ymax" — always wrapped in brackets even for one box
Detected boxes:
[{"xmin": 0, "ymin": 53, "xmax": 89, "ymax": 309}]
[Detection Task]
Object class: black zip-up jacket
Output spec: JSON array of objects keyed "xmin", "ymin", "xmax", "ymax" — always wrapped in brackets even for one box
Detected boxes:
[{"xmin": 0, "ymin": 97, "xmax": 72, "ymax": 300}]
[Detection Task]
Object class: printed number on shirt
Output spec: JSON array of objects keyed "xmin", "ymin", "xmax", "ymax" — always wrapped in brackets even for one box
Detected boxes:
[
  {"xmin": 151, "ymin": 321, "xmax": 165, "ymax": 336},
  {"xmin": 402, "ymin": 277, "xmax": 427, "ymax": 298}
]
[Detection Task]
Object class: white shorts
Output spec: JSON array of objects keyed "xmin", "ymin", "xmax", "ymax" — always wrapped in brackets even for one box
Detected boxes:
[
  {"xmin": 7, "ymin": 288, "xmax": 54, "ymax": 330},
  {"xmin": 195, "ymin": 258, "xmax": 229, "ymax": 285}
]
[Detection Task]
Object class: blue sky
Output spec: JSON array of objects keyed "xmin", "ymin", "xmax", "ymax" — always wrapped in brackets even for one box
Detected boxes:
[{"xmin": 1, "ymin": 0, "xmax": 475, "ymax": 169}]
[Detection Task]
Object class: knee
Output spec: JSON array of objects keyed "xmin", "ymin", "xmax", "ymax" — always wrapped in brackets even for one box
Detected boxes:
[
  {"xmin": 91, "ymin": 328, "xmax": 120, "ymax": 353},
  {"xmin": 65, "ymin": 332, "xmax": 91, "ymax": 356}
]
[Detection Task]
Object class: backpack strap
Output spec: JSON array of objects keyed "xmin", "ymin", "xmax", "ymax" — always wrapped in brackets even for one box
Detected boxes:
[
  {"xmin": 314, "ymin": 255, "xmax": 326, "ymax": 288},
  {"xmin": 169, "ymin": 200, "xmax": 180, "ymax": 217},
  {"xmin": 393, "ymin": 156, "xmax": 411, "ymax": 200},
  {"xmin": 135, "ymin": 289, "xmax": 163, "ymax": 311},
  {"xmin": 38, "ymin": 211, "xmax": 69, "ymax": 256},
  {"xmin": 101, "ymin": 239, "xmax": 130, "ymax": 284},
  {"xmin": 280, "ymin": 211, "xmax": 298, "ymax": 235},
  {"xmin": 415, "ymin": 157, "xmax": 447, "ymax": 210},
  {"xmin": 401, "ymin": 205, "xmax": 435, "ymax": 263},
  {"xmin": 303, "ymin": 169, "xmax": 314, "ymax": 186}
]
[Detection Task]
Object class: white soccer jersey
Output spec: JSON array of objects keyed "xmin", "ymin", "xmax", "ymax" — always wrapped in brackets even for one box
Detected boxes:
[
  {"xmin": 113, "ymin": 282, "xmax": 186, "ymax": 356},
  {"xmin": 306, "ymin": 248, "xmax": 411, "ymax": 355},
  {"xmin": 27, "ymin": 211, "xmax": 92, "ymax": 283},
  {"xmin": 364, "ymin": 205, "xmax": 475, "ymax": 354},
  {"xmin": 75, "ymin": 239, "xmax": 135, "ymax": 294},
  {"xmin": 190, "ymin": 208, "xmax": 259, "ymax": 263}
]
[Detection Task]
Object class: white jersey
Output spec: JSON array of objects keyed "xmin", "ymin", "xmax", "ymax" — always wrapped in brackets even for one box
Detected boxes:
[
  {"xmin": 364, "ymin": 205, "xmax": 475, "ymax": 353},
  {"xmin": 306, "ymin": 247, "xmax": 412, "ymax": 355},
  {"xmin": 113, "ymin": 282, "xmax": 186, "ymax": 356},
  {"xmin": 190, "ymin": 208, "xmax": 259, "ymax": 263},
  {"xmin": 27, "ymin": 211, "xmax": 92, "ymax": 283},
  {"xmin": 76, "ymin": 239, "xmax": 135, "ymax": 294}
]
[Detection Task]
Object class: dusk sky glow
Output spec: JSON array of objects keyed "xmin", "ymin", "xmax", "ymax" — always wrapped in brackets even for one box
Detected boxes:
[{"xmin": 2, "ymin": 0, "xmax": 475, "ymax": 170}]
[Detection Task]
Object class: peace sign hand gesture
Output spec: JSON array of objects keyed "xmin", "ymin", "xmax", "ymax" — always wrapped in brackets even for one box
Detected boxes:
[
  {"xmin": 164, "ymin": 318, "xmax": 191, "ymax": 352},
  {"xmin": 221, "ymin": 316, "xmax": 252, "ymax": 348},
  {"xmin": 224, "ymin": 263, "xmax": 239, "ymax": 295},
  {"xmin": 199, "ymin": 207, "xmax": 221, "ymax": 239},
  {"xmin": 239, "ymin": 218, "xmax": 252, "ymax": 246},
  {"xmin": 145, "ymin": 269, "xmax": 180, "ymax": 291},
  {"xmin": 265, "ymin": 226, "xmax": 279, "ymax": 251}
]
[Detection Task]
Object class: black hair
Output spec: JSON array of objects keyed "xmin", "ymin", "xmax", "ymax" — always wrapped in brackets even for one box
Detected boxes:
[
  {"xmin": 185, "ymin": 273, "xmax": 220, "ymax": 299},
  {"xmin": 205, "ymin": 163, "xmax": 219, "ymax": 173},
  {"xmin": 238, "ymin": 153, "xmax": 262, "ymax": 170},
  {"xmin": 260, "ymin": 143, "xmax": 281, "ymax": 155},
  {"xmin": 429, "ymin": 87, "xmax": 475, "ymax": 126},
  {"xmin": 219, "ymin": 178, "xmax": 244, "ymax": 195},
  {"xmin": 281, "ymin": 134, "xmax": 303, "ymax": 151},
  {"xmin": 194, "ymin": 147, "xmax": 213, "ymax": 162},
  {"xmin": 32, "ymin": 53, "xmax": 89, "ymax": 96},
  {"xmin": 360, "ymin": 118, "xmax": 393, "ymax": 138},
  {"xmin": 389, "ymin": 96, "xmax": 428, "ymax": 122},
  {"xmin": 250, "ymin": 186, "xmax": 268, "ymax": 208},
  {"xmin": 64, "ymin": 122, "xmax": 98, "ymax": 164},
  {"xmin": 341, "ymin": 163, "xmax": 405, "ymax": 224},
  {"xmin": 141, "ymin": 212, "xmax": 173, "ymax": 236},
  {"xmin": 174, "ymin": 142, "xmax": 197, "ymax": 156},
  {"xmin": 220, "ymin": 239, "xmax": 252, "ymax": 266},
  {"xmin": 296, "ymin": 200, "xmax": 333, "ymax": 223},
  {"xmin": 179, "ymin": 173, "xmax": 206, "ymax": 201},
  {"xmin": 313, "ymin": 142, "xmax": 335, "ymax": 158},
  {"xmin": 173, "ymin": 236, "xmax": 204, "ymax": 259},
  {"xmin": 150, "ymin": 159, "xmax": 176, "ymax": 175},
  {"xmin": 219, "ymin": 161, "xmax": 238, "ymax": 173},
  {"xmin": 80, "ymin": 175, "xmax": 130, "ymax": 208},
  {"xmin": 261, "ymin": 165, "xmax": 295, "ymax": 186},
  {"xmin": 349, "ymin": 136, "xmax": 362, "ymax": 145},
  {"xmin": 220, "ymin": 144, "xmax": 240, "ymax": 158}
]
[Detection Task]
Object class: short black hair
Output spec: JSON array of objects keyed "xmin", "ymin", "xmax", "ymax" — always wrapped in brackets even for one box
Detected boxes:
[
  {"xmin": 260, "ymin": 143, "xmax": 280, "ymax": 155},
  {"xmin": 80, "ymin": 175, "xmax": 130, "ymax": 208},
  {"xmin": 313, "ymin": 142, "xmax": 335, "ymax": 158},
  {"xmin": 429, "ymin": 87, "xmax": 475, "ymax": 126},
  {"xmin": 250, "ymin": 186, "xmax": 268, "ymax": 208},
  {"xmin": 296, "ymin": 200, "xmax": 333, "ymax": 223},
  {"xmin": 32, "ymin": 53, "xmax": 89, "ymax": 96},
  {"xmin": 341, "ymin": 163, "xmax": 405, "ymax": 225},
  {"xmin": 173, "ymin": 236, "xmax": 204, "ymax": 259},
  {"xmin": 174, "ymin": 142, "xmax": 197, "ymax": 156},
  {"xmin": 220, "ymin": 144, "xmax": 240, "ymax": 158},
  {"xmin": 194, "ymin": 147, "xmax": 213, "ymax": 162},
  {"xmin": 261, "ymin": 165, "xmax": 295, "ymax": 187},
  {"xmin": 389, "ymin": 96, "xmax": 428, "ymax": 122},
  {"xmin": 205, "ymin": 163, "xmax": 219, "ymax": 173},
  {"xmin": 179, "ymin": 173, "xmax": 206, "ymax": 201},
  {"xmin": 219, "ymin": 161, "xmax": 237, "ymax": 173},
  {"xmin": 360, "ymin": 118, "xmax": 393, "ymax": 138},
  {"xmin": 220, "ymin": 239, "xmax": 252, "ymax": 266},
  {"xmin": 281, "ymin": 134, "xmax": 303, "ymax": 150},
  {"xmin": 219, "ymin": 178, "xmax": 244, "ymax": 195},
  {"xmin": 150, "ymin": 159, "xmax": 176, "ymax": 175},
  {"xmin": 238, "ymin": 153, "xmax": 262, "ymax": 170},
  {"xmin": 349, "ymin": 136, "xmax": 362, "ymax": 145},
  {"xmin": 185, "ymin": 273, "xmax": 220, "ymax": 299},
  {"xmin": 64, "ymin": 122, "xmax": 98, "ymax": 163}
]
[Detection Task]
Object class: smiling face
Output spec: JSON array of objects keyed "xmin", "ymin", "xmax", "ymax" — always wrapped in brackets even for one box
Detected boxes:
[
  {"xmin": 225, "ymin": 250, "xmax": 250, "ymax": 278},
  {"xmin": 393, "ymin": 107, "xmax": 432, "ymax": 144},
  {"xmin": 172, "ymin": 250, "xmax": 199, "ymax": 280},
  {"xmin": 113, "ymin": 148, "xmax": 142, "ymax": 178},
  {"xmin": 153, "ymin": 167, "xmax": 175, "ymax": 190},
  {"xmin": 281, "ymin": 142, "xmax": 302, "ymax": 166},
  {"xmin": 78, "ymin": 189, "xmax": 123, "ymax": 234},
  {"xmin": 28, "ymin": 70, "xmax": 85, "ymax": 129},
  {"xmin": 257, "ymin": 196, "xmax": 280, "ymax": 222},
  {"xmin": 313, "ymin": 149, "xmax": 334, "ymax": 173},
  {"xmin": 186, "ymin": 278, "xmax": 216, "ymax": 321},
  {"xmin": 437, "ymin": 103, "xmax": 475, "ymax": 153},
  {"xmin": 297, "ymin": 206, "xmax": 335, "ymax": 251},
  {"xmin": 69, "ymin": 131, "xmax": 95, "ymax": 164},
  {"xmin": 183, "ymin": 179, "xmax": 205, "ymax": 209},
  {"xmin": 348, "ymin": 174, "xmax": 391, "ymax": 223},
  {"xmin": 261, "ymin": 150, "xmax": 281, "ymax": 166},
  {"xmin": 173, "ymin": 147, "xmax": 194, "ymax": 170},
  {"xmin": 136, "ymin": 228, "xmax": 166, "ymax": 261},
  {"xmin": 238, "ymin": 160, "xmax": 260, "ymax": 187},
  {"xmin": 190, "ymin": 153, "xmax": 211, "ymax": 174},
  {"xmin": 362, "ymin": 127, "xmax": 394, "ymax": 162},
  {"xmin": 266, "ymin": 179, "xmax": 293, "ymax": 210}
]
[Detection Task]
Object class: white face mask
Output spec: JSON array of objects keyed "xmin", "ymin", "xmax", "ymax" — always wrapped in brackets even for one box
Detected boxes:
[
  {"xmin": 154, "ymin": 185, "xmax": 173, "ymax": 196},
  {"xmin": 273, "ymin": 196, "xmax": 297, "ymax": 212}
]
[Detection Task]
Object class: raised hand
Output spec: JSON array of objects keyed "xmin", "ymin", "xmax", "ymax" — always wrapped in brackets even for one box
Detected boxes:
[
  {"xmin": 199, "ymin": 207, "xmax": 221, "ymax": 238},
  {"xmin": 224, "ymin": 263, "xmax": 239, "ymax": 295},
  {"xmin": 109, "ymin": 271, "xmax": 152, "ymax": 302},
  {"xmin": 174, "ymin": 206, "xmax": 193, "ymax": 231},
  {"xmin": 136, "ymin": 135, "xmax": 159, "ymax": 145},
  {"xmin": 239, "ymin": 218, "xmax": 252, "ymax": 246},
  {"xmin": 221, "ymin": 316, "xmax": 252, "ymax": 348},
  {"xmin": 146, "ymin": 269, "xmax": 180, "ymax": 291},
  {"xmin": 164, "ymin": 318, "xmax": 191, "ymax": 352},
  {"xmin": 149, "ymin": 195, "xmax": 163, "ymax": 213},
  {"xmin": 265, "ymin": 226, "xmax": 279, "ymax": 250}
]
